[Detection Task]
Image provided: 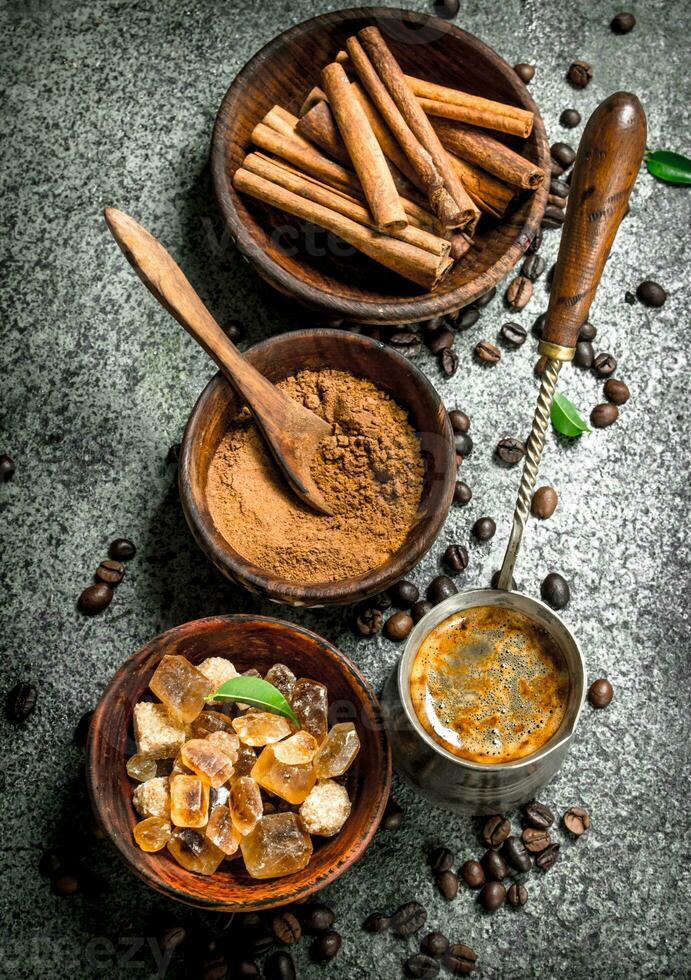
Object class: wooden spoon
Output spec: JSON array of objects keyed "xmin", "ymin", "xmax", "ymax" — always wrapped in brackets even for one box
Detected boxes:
[{"xmin": 104, "ymin": 207, "xmax": 333, "ymax": 515}]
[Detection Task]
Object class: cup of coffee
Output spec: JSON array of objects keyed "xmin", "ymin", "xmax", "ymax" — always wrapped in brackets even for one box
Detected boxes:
[{"xmin": 381, "ymin": 588, "xmax": 586, "ymax": 814}]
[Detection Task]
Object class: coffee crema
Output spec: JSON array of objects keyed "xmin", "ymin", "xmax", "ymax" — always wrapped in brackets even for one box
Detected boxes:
[{"xmin": 409, "ymin": 606, "xmax": 570, "ymax": 764}]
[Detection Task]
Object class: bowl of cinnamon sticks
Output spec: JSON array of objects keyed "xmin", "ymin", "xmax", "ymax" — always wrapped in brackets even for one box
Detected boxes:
[{"xmin": 212, "ymin": 7, "xmax": 549, "ymax": 325}]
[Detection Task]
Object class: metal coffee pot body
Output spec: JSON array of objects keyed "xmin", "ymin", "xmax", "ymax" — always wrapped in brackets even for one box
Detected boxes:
[{"xmin": 381, "ymin": 588, "xmax": 586, "ymax": 815}]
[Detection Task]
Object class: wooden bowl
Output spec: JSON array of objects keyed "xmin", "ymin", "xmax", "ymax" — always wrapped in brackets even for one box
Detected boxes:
[
  {"xmin": 211, "ymin": 6, "xmax": 550, "ymax": 325},
  {"xmin": 87, "ymin": 614, "xmax": 391, "ymax": 912},
  {"xmin": 179, "ymin": 328, "xmax": 455, "ymax": 607}
]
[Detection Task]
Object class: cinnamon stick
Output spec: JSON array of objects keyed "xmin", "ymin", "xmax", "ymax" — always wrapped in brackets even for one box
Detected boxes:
[
  {"xmin": 321, "ymin": 62, "xmax": 407, "ymax": 232},
  {"xmin": 299, "ymin": 85, "xmax": 327, "ymax": 117},
  {"xmin": 233, "ymin": 167, "xmax": 453, "ymax": 290},
  {"xmin": 408, "ymin": 76, "xmax": 534, "ymax": 138},
  {"xmin": 434, "ymin": 121, "xmax": 545, "ymax": 190},
  {"xmin": 446, "ymin": 152, "xmax": 514, "ymax": 217}
]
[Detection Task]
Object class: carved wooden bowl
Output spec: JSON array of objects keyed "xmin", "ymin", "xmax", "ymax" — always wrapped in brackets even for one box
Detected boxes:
[
  {"xmin": 211, "ymin": 6, "xmax": 549, "ymax": 325},
  {"xmin": 87, "ymin": 615, "xmax": 391, "ymax": 912},
  {"xmin": 179, "ymin": 329, "xmax": 455, "ymax": 607}
]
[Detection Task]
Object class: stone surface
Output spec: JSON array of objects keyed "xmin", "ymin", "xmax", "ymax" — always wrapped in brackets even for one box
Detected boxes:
[{"xmin": 0, "ymin": 0, "xmax": 689, "ymax": 977}]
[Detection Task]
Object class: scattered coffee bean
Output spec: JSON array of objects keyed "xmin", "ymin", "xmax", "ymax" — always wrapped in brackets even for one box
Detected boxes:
[
  {"xmin": 482, "ymin": 815, "xmax": 511, "ymax": 847},
  {"xmin": 301, "ymin": 904, "xmax": 335, "ymax": 934},
  {"xmin": 453, "ymin": 481, "xmax": 472, "ymax": 506},
  {"xmin": 0, "ymin": 454, "xmax": 16, "ymax": 481},
  {"xmin": 6, "ymin": 682, "xmax": 37, "ymax": 724},
  {"xmin": 384, "ymin": 610, "xmax": 414, "ymax": 642},
  {"xmin": 502, "ymin": 836, "xmax": 532, "ymax": 873},
  {"xmin": 428, "ymin": 328, "xmax": 455, "ymax": 354},
  {"xmin": 454, "ymin": 432, "xmax": 473, "ymax": 457},
  {"xmin": 310, "ymin": 930, "xmax": 341, "ymax": 961},
  {"xmin": 474, "ymin": 340, "xmax": 501, "ymax": 364},
  {"xmin": 542, "ymin": 206, "xmax": 566, "ymax": 227},
  {"xmin": 428, "ymin": 846, "xmax": 454, "ymax": 873},
  {"xmin": 461, "ymin": 859, "xmax": 485, "ymax": 889},
  {"xmin": 427, "ymin": 575, "xmax": 458, "ymax": 605},
  {"xmin": 507, "ymin": 883, "xmax": 529, "ymax": 907},
  {"xmin": 236, "ymin": 963, "xmax": 259, "ymax": 980},
  {"xmin": 405, "ymin": 954, "xmax": 440, "ymax": 979},
  {"xmin": 573, "ymin": 341, "xmax": 594, "ymax": 369},
  {"xmin": 158, "ymin": 925, "xmax": 187, "ymax": 955},
  {"xmin": 443, "ymin": 544, "xmax": 469, "ymax": 575},
  {"xmin": 611, "ymin": 11, "xmax": 636, "ymax": 33},
  {"xmin": 433, "ymin": 0, "xmax": 460, "ymax": 18},
  {"xmin": 528, "ymin": 229, "xmax": 543, "ymax": 253},
  {"xmin": 442, "ymin": 943, "xmax": 477, "ymax": 975},
  {"xmin": 374, "ymin": 592, "xmax": 393, "ymax": 611},
  {"xmin": 579, "ymin": 321, "xmax": 597, "ymax": 341},
  {"xmin": 363, "ymin": 911, "xmax": 390, "ymax": 933},
  {"xmin": 513, "ymin": 62, "xmax": 535, "ymax": 83},
  {"xmin": 272, "ymin": 912, "xmax": 301, "ymax": 945},
  {"xmin": 422, "ymin": 315, "xmax": 447, "ymax": 340},
  {"xmin": 109, "ymin": 538, "xmax": 136, "ymax": 561},
  {"xmin": 389, "ymin": 579, "xmax": 420, "ymax": 607},
  {"xmin": 390, "ymin": 901, "xmax": 428, "ymax": 937},
  {"xmin": 381, "ymin": 797, "xmax": 405, "ymax": 830},
  {"xmin": 496, "ymin": 438, "xmax": 525, "ymax": 465},
  {"xmin": 73, "ymin": 709, "xmax": 94, "ymax": 747},
  {"xmin": 51, "ymin": 873, "xmax": 81, "ymax": 897},
  {"xmin": 440, "ymin": 348, "xmax": 458, "ymax": 378},
  {"xmin": 523, "ymin": 800, "xmax": 554, "ymax": 829},
  {"xmin": 549, "ymin": 179, "xmax": 570, "ymax": 200},
  {"xmin": 522, "ymin": 827, "xmax": 551, "ymax": 853},
  {"xmin": 593, "ymin": 352, "xmax": 617, "ymax": 377},
  {"xmin": 78, "ymin": 582, "xmax": 114, "ymax": 614},
  {"xmin": 422, "ymin": 932, "xmax": 450, "ymax": 958},
  {"xmin": 412, "ymin": 599, "xmax": 434, "ymax": 623},
  {"xmin": 355, "ymin": 607, "xmax": 383, "ymax": 637},
  {"xmin": 481, "ymin": 848, "xmax": 508, "ymax": 882},
  {"xmin": 389, "ymin": 332, "xmax": 422, "ymax": 358},
  {"xmin": 535, "ymin": 842, "xmax": 560, "ymax": 871},
  {"xmin": 636, "ymin": 279, "xmax": 667, "ymax": 307},
  {"xmin": 604, "ymin": 378, "xmax": 630, "ymax": 405},
  {"xmin": 490, "ymin": 569, "xmax": 517, "ymax": 590},
  {"xmin": 550, "ymin": 158, "xmax": 565, "ymax": 177},
  {"xmin": 563, "ymin": 806, "xmax": 590, "ymax": 836},
  {"xmin": 567, "ymin": 60, "xmax": 593, "ymax": 88},
  {"xmin": 521, "ymin": 254, "xmax": 546, "ymax": 282},
  {"xmin": 264, "ymin": 951, "xmax": 296, "ymax": 980},
  {"xmin": 551, "ymin": 142, "xmax": 576, "ymax": 168},
  {"xmin": 588, "ymin": 677, "xmax": 614, "ymax": 708},
  {"xmin": 478, "ymin": 881, "xmax": 506, "ymax": 912},
  {"xmin": 449, "ymin": 409, "xmax": 470, "ymax": 434},
  {"xmin": 436, "ymin": 869, "xmax": 459, "ymax": 900},
  {"xmin": 95, "ymin": 558, "xmax": 125, "ymax": 585},
  {"xmin": 455, "ymin": 307, "xmax": 481, "ymax": 330},
  {"xmin": 505, "ymin": 275, "xmax": 533, "ymax": 310},
  {"xmin": 591, "ymin": 403, "xmax": 619, "ymax": 428},
  {"xmin": 560, "ymin": 107, "xmax": 581, "ymax": 128},
  {"xmin": 625, "ymin": 290, "xmax": 636, "ymax": 304},
  {"xmin": 472, "ymin": 517, "xmax": 496, "ymax": 542},
  {"xmin": 500, "ymin": 321, "xmax": 527, "ymax": 348},
  {"xmin": 224, "ymin": 318, "xmax": 245, "ymax": 342},
  {"xmin": 534, "ymin": 355, "xmax": 548, "ymax": 376},
  {"xmin": 532, "ymin": 312, "xmax": 547, "ymax": 338},
  {"xmin": 473, "ymin": 286, "xmax": 496, "ymax": 308},
  {"xmin": 531, "ymin": 486, "xmax": 558, "ymax": 520},
  {"xmin": 541, "ymin": 572, "xmax": 570, "ymax": 610}
]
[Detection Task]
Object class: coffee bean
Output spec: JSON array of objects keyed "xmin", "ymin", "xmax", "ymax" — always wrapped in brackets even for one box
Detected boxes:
[
  {"xmin": 381, "ymin": 797, "xmax": 404, "ymax": 830},
  {"xmin": 78, "ymin": 583, "xmax": 113, "ymax": 614},
  {"xmin": 310, "ymin": 930, "xmax": 341, "ymax": 961},
  {"xmin": 453, "ymin": 481, "xmax": 472, "ymax": 506},
  {"xmin": 200, "ymin": 954, "xmax": 228, "ymax": 979},
  {"xmin": 507, "ymin": 883, "xmax": 529, "ymax": 908},
  {"xmin": 474, "ymin": 340, "xmax": 501, "ymax": 364},
  {"xmin": 522, "ymin": 800, "xmax": 555, "ymax": 829},
  {"xmin": 513, "ymin": 62, "xmax": 535, "ymax": 83},
  {"xmin": 428, "ymin": 846, "xmax": 454, "ymax": 873},
  {"xmin": 491, "ymin": 569, "xmax": 517, "ymax": 590},
  {"xmin": 355, "ymin": 607, "xmax": 383, "ymax": 637},
  {"xmin": 390, "ymin": 579, "xmax": 420, "ymax": 607},
  {"xmin": 563, "ymin": 806, "xmax": 590, "ymax": 836},
  {"xmin": 389, "ymin": 332, "xmax": 422, "ymax": 358},
  {"xmin": 522, "ymin": 827, "xmax": 551, "ymax": 853},
  {"xmin": 593, "ymin": 352, "xmax": 617, "ymax": 377},
  {"xmin": 531, "ymin": 486, "xmax": 558, "ymax": 519},
  {"xmin": 636, "ymin": 279, "xmax": 667, "ymax": 307},
  {"xmin": 461, "ymin": 859, "xmax": 485, "ymax": 889},
  {"xmin": 541, "ymin": 572, "xmax": 570, "ymax": 609},
  {"xmin": 478, "ymin": 881, "xmax": 506, "ymax": 912},
  {"xmin": 449, "ymin": 410, "xmax": 470, "ymax": 434},
  {"xmin": 505, "ymin": 275, "xmax": 533, "ymax": 310},
  {"xmin": 474, "ymin": 286, "xmax": 496, "ymax": 308},
  {"xmin": 433, "ymin": 0, "xmax": 460, "ymax": 18},
  {"xmin": 224, "ymin": 318, "xmax": 245, "ymax": 342},
  {"xmin": 363, "ymin": 912, "xmax": 390, "ymax": 933},
  {"xmin": 405, "ymin": 954, "xmax": 440, "ymax": 979},
  {"xmin": 528, "ymin": 229, "xmax": 543, "ymax": 253},
  {"xmin": 39, "ymin": 848, "xmax": 64, "ymax": 878},
  {"xmin": 109, "ymin": 538, "xmax": 136, "ymax": 560},
  {"xmin": 542, "ymin": 206, "xmax": 566, "ymax": 228},
  {"xmin": 95, "ymin": 558, "xmax": 125, "ymax": 585},
  {"xmin": 455, "ymin": 307, "xmax": 481, "ymax": 330},
  {"xmin": 440, "ymin": 348, "xmax": 458, "ymax": 378},
  {"xmin": 550, "ymin": 158, "xmax": 565, "ymax": 177},
  {"xmin": 428, "ymin": 328, "xmax": 455, "ymax": 353},
  {"xmin": 0, "ymin": 454, "xmax": 16, "ymax": 481},
  {"xmin": 588, "ymin": 677, "xmax": 614, "ymax": 708},
  {"xmin": 549, "ymin": 179, "xmax": 570, "ymax": 201},
  {"xmin": 579, "ymin": 322, "xmax": 596, "ymax": 341},
  {"xmin": 390, "ymin": 901, "xmax": 427, "ymax": 937},
  {"xmin": 6, "ymin": 682, "xmax": 37, "ymax": 723},
  {"xmin": 534, "ymin": 355, "xmax": 548, "ymax": 377},
  {"xmin": 159, "ymin": 925, "xmax": 186, "ymax": 954},
  {"xmin": 435, "ymin": 869, "xmax": 459, "ymax": 900},
  {"xmin": 625, "ymin": 290, "xmax": 636, "ymax": 304},
  {"xmin": 611, "ymin": 11, "xmax": 636, "ymax": 33},
  {"xmin": 500, "ymin": 322, "xmax": 527, "ymax": 347},
  {"xmin": 301, "ymin": 903, "xmax": 335, "ymax": 933},
  {"xmin": 472, "ymin": 517, "xmax": 496, "ymax": 542},
  {"xmin": 51, "ymin": 873, "xmax": 81, "ymax": 897},
  {"xmin": 502, "ymin": 836, "xmax": 532, "ymax": 873},
  {"xmin": 560, "ymin": 108, "xmax": 581, "ymax": 128},
  {"xmin": 481, "ymin": 848, "xmax": 508, "ymax": 881},
  {"xmin": 573, "ymin": 341, "xmax": 594, "ymax": 368},
  {"xmin": 604, "ymin": 378, "xmax": 630, "ymax": 405},
  {"xmin": 236, "ymin": 963, "xmax": 259, "ymax": 980},
  {"xmin": 264, "ymin": 951, "xmax": 295, "ymax": 980},
  {"xmin": 272, "ymin": 912, "xmax": 301, "ymax": 945},
  {"xmin": 551, "ymin": 142, "xmax": 576, "ymax": 168},
  {"xmin": 374, "ymin": 592, "xmax": 393, "ymax": 610},
  {"xmin": 422, "ymin": 315, "xmax": 447, "ymax": 339},
  {"xmin": 73, "ymin": 709, "xmax": 94, "ymax": 747},
  {"xmin": 427, "ymin": 575, "xmax": 458, "ymax": 605},
  {"xmin": 535, "ymin": 842, "xmax": 560, "ymax": 871},
  {"xmin": 443, "ymin": 544, "xmax": 469, "ymax": 575},
  {"xmin": 567, "ymin": 60, "xmax": 592, "ymax": 88},
  {"xmin": 482, "ymin": 815, "xmax": 511, "ymax": 847},
  {"xmin": 421, "ymin": 932, "xmax": 449, "ymax": 958},
  {"xmin": 521, "ymin": 254, "xmax": 546, "ymax": 282},
  {"xmin": 412, "ymin": 600, "xmax": 433, "ymax": 623},
  {"xmin": 454, "ymin": 432, "xmax": 473, "ymax": 458},
  {"xmin": 591, "ymin": 403, "xmax": 619, "ymax": 428},
  {"xmin": 442, "ymin": 943, "xmax": 477, "ymax": 975},
  {"xmin": 532, "ymin": 312, "xmax": 547, "ymax": 338},
  {"xmin": 495, "ymin": 437, "xmax": 525, "ymax": 465},
  {"xmin": 384, "ymin": 610, "xmax": 414, "ymax": 642}
]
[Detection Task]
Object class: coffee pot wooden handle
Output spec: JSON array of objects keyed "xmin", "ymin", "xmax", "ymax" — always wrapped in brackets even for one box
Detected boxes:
[{"xmin": 541, "ymin": 92, "xmax": 646, "ymax": 352}]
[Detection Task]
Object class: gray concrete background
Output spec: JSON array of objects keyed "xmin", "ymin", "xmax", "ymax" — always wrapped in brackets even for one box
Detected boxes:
[{"xmin": 1, "ymin": 0, "xmax": 690, "ymax": 977}]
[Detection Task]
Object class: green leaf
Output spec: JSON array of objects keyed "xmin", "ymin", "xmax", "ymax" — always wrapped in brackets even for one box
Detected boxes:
[
  {"xmin": 645, "ymin": 150, "xmax": 691, "ymax": 185},
  {"xmin": 206, "ymin": 675, "xmax": 299, "ymax": 725},
  {"xmin": 551, "ymin": 392, "xmax": 590, "ymax": 437}
]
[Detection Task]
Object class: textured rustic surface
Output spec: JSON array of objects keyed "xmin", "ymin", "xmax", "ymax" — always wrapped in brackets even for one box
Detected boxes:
[{"xmin": 1, "ymin": 0, "xmax": 689, "ymax": 977}]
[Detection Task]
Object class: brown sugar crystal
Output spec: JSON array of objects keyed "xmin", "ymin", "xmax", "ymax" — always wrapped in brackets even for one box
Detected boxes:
[{"xmin": 206, "ymin": 369, "xmax": 423, "ymax": 583}]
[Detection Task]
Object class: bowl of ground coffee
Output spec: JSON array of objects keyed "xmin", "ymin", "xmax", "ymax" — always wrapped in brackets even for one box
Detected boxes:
[{"xmin": 180, "ymin": 329, "xmax": 455, "ymax": 606}]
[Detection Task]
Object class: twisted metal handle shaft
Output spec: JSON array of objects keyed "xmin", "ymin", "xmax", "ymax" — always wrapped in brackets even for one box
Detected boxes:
[{"xmin": 496, "ymin": 359, "xmax": 562, "ymax": 590}]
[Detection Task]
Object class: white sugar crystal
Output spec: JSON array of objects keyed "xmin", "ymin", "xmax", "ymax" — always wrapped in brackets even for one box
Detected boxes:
[
  {"xmin": 298, "ymin": 780, "xmax": 351, "ymax": 837},
  {"xmin": 132, "ymin": 777, "xmax": 170, "ymax": 819},
  {"xmin": 133, "ymin": 702, "xmax": 187, "ymax": 759},
  {"xmin": 198, "ymin": 657, "xmax": 239, "ymax": 703}
]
